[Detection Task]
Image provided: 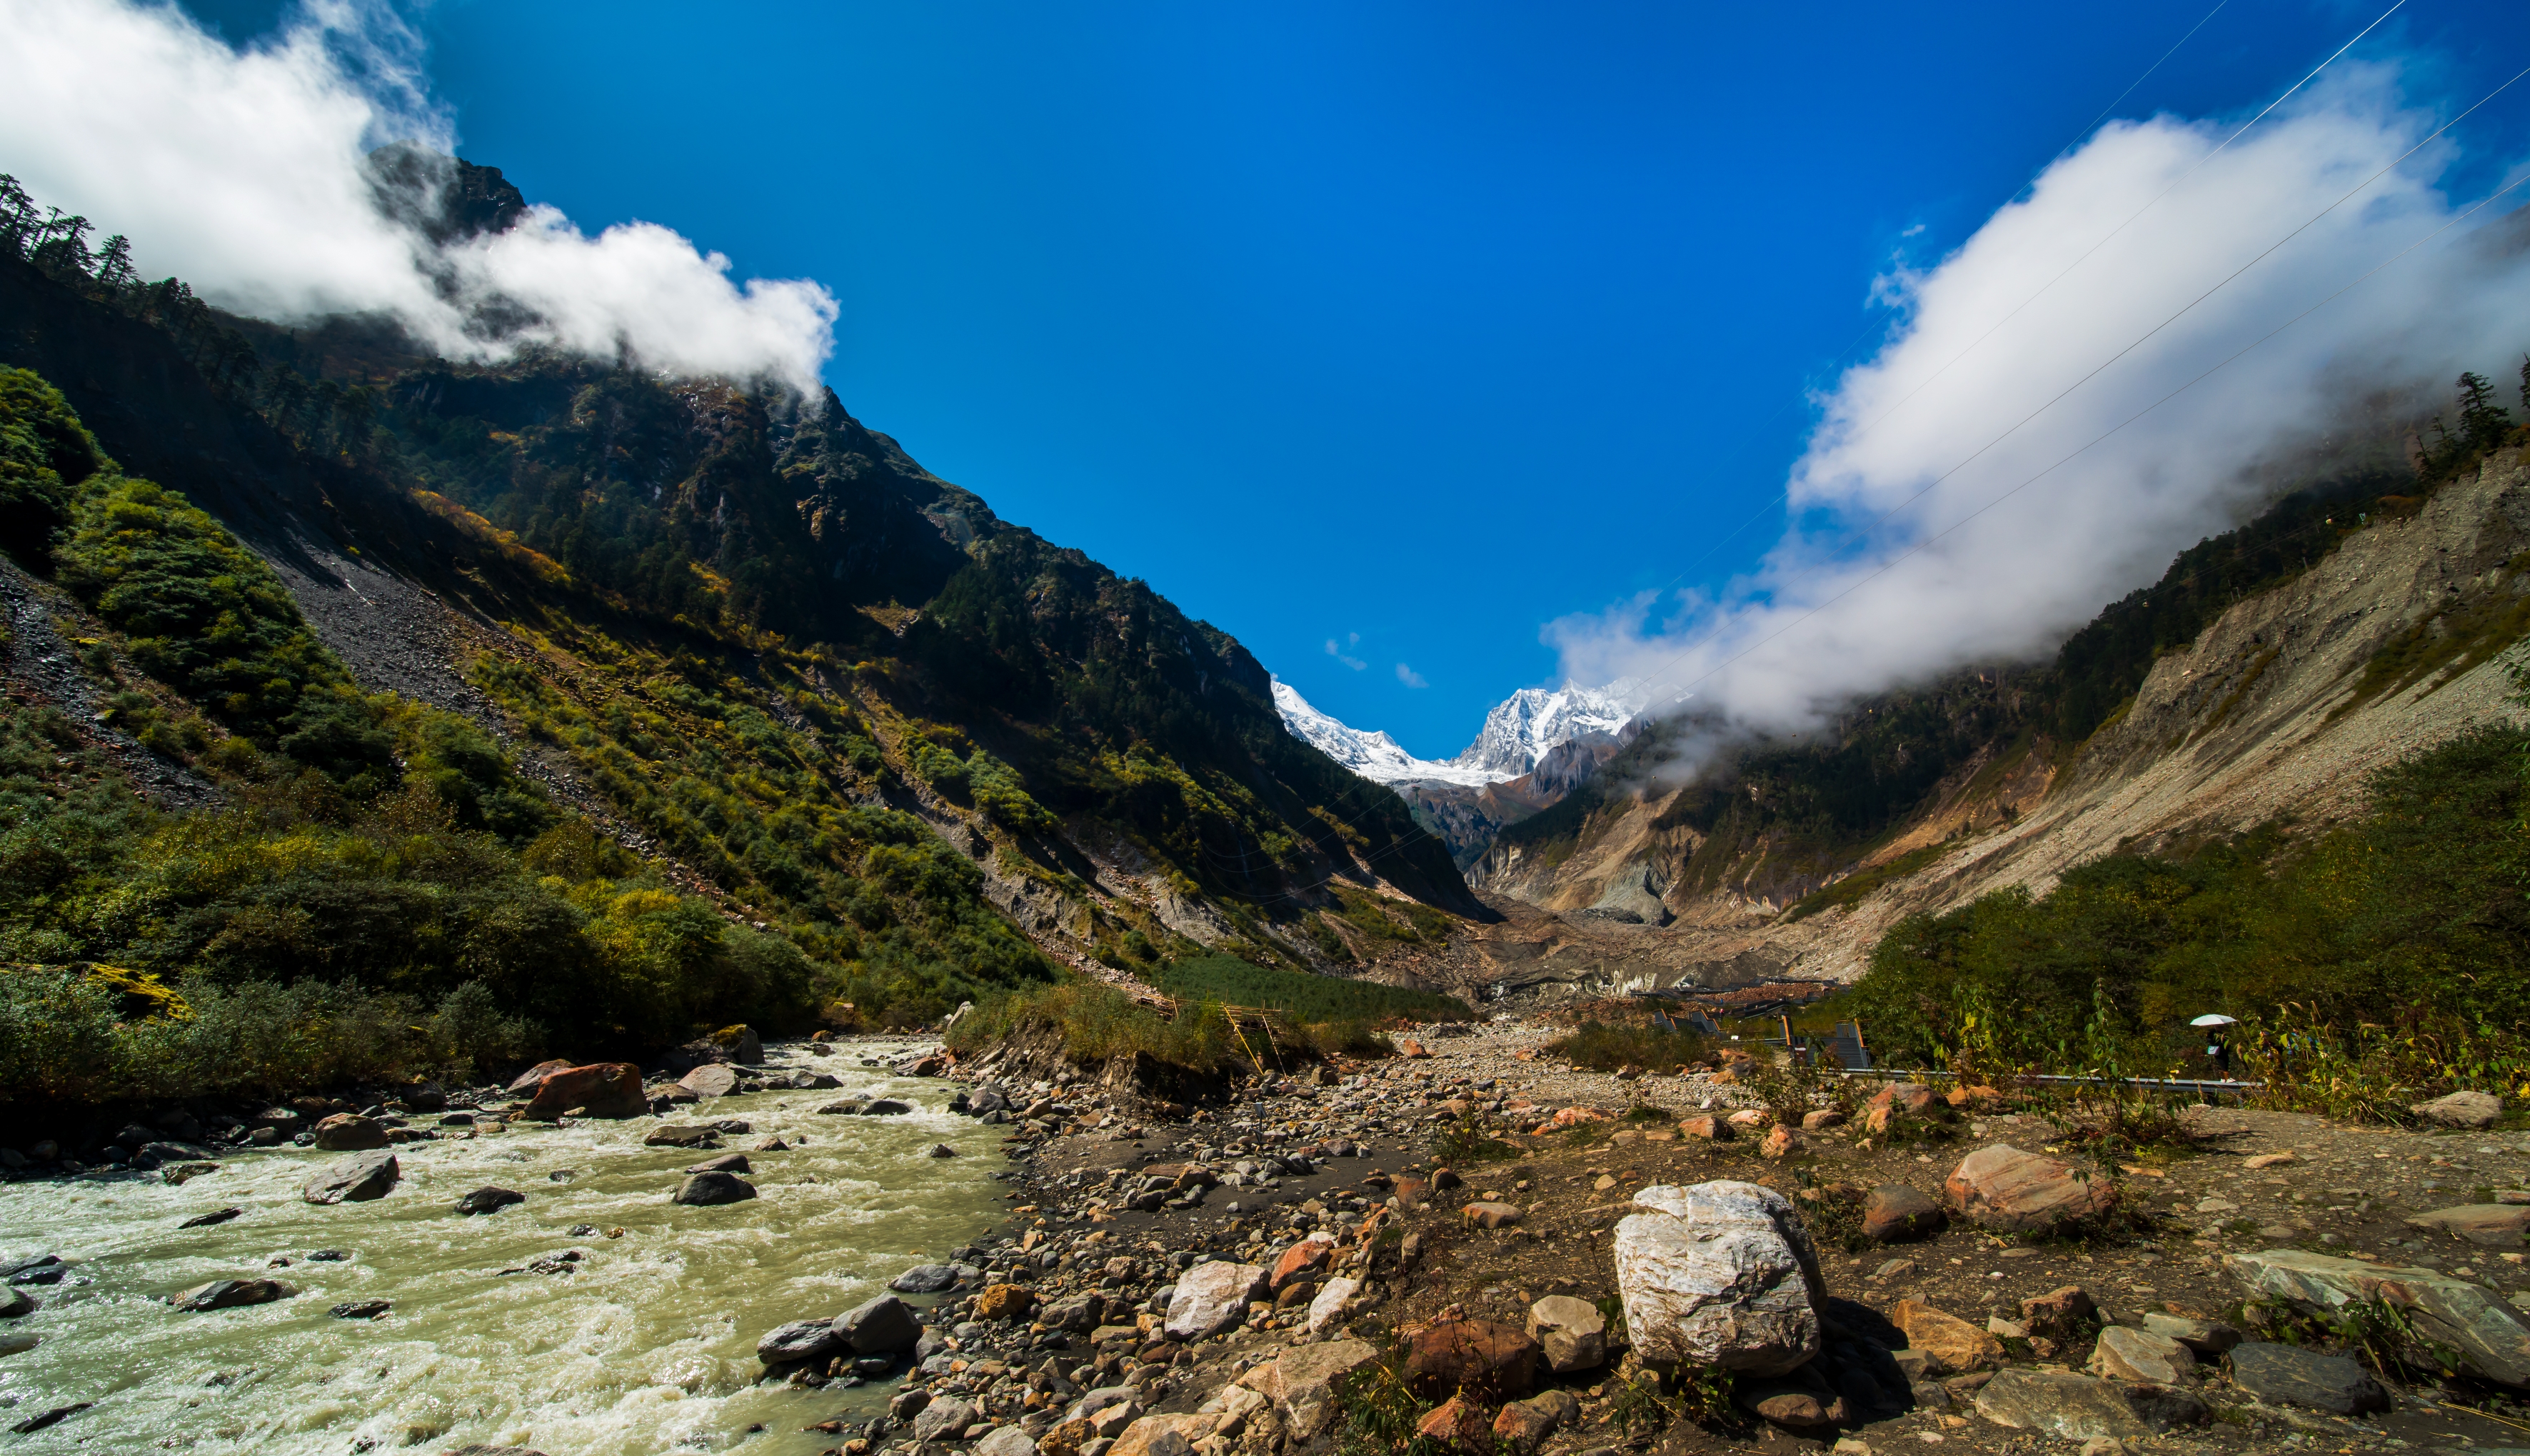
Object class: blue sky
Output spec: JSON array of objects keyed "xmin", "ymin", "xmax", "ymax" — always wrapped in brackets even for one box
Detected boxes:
[{"xmin": 178, "ymin": 1, "xmax": 2530, "ymax": 758}]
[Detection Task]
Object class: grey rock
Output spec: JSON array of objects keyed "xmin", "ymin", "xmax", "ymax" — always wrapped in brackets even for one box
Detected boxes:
[
  {"xmin": 863, "ymin": 1099, "xmax": 914, "ymax": 1116},
  {"xmin": 1164, "ymin": 1260, "xmax": 1267, "ymax": 1340},
  {"xmin": 179, "ymin": 1208, "xmax": 243, "ymax": 1229},
  {"xmin": 302, "ymin": 1150, "xmax": 400, "ymax": 1205},
  {"xmin": 0, "ymin": 1289, "xmax": 33, "ymax": 1319},
  {"xmin": 2141, "ymin": 1312, "xmax": 2242, "ymax": 1355},
  {"xmin": 671, "ymin": 1170, "xmax": 757, "ymax": 1206},
  {"xmin": 2227, "ymin": 1248, "xmax": 2530, "ymax": 1386},
  {"xmin": 816, "ymin": 1098, "xmax": 869, "ymax": 1115},
  {"xmin": 453, "ymin": 1186, "xmax": 524, "ymax": 1216},
  {"xmin": 1972, "ymin": 1369, "xmax": 2149, "ymax": 1441},
  {"xmin": 974, "ymin": 1426, "xmax": 1038, "ymax": 1456},
  {"xmin": 836, "ymin": 1292, "xmax": 925, "ymax": 1354},
  {"xmin": 2413, "ymin": 1090, "xmax": 2503, "ymax": 1129},
  {"xmin": 171, "ymin": 1277, "xmax": 295, "ymax": 1312},
  {"xmin": 2089, "ymin": 1325, "xmax": 2194, "ymax": 1385},
  {"xmin": 329, "ymin": 1299, "xmax": 391, "ymax": 1319},
  {"xmin": 684, "ymin": 1153, "xmax": 752, "ymax": 1175},
  {"xmin": 913, "ymin": 1396, "xmax": 979, "ymax": 1443},
  {"xmin": 890, "ymin": 1264, "xmax": 959, "ymax": 1294},
  {"xmin": 759, "ymin": 1318, "xmax": 848, "ymax": 1365},
  {"xmin": 1612, "ymin": 1180, "xmax": 1822, "ymax": 1376},
  {"xmin": 2227, "ymin": 1341, "xmax": 2390, "ymax": 1415},
  {"xmin": 1525, "ymin": 1295, "xmax": 1607, "ymax": 1373},
  {"xmin": 643, "ymin": 1125, "xmax": 722, "ymax": 1148},
  {"xmin": 890, "ymin": 1388, "xmax": 932, "ymax": 1422}
]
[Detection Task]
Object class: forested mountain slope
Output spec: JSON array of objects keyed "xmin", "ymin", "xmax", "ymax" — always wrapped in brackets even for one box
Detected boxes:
[{"xmin": 0, "ymin": 166, "xmax": 1473, "ymax": 1100}]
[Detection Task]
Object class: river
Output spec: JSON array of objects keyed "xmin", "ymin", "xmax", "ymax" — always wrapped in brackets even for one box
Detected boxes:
[{"xmin": 0, "ymin": 1040, "xmax": 1010, "ymax": 1454}]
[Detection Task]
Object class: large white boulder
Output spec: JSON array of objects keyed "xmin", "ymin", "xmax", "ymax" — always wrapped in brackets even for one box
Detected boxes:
[
  {"xmin": 1164, "ymin": 1260, "xmax": 1267, "ymax": 1340},
  {"xmin": 1611, "ymin": 1180, "xmax": 1824, "ymax": 1376}
]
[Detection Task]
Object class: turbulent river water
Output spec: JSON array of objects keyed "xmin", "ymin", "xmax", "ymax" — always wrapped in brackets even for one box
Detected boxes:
[{"xmin": 0, "ymin": 1040, "xmax": 1012, "ymax": 1455}]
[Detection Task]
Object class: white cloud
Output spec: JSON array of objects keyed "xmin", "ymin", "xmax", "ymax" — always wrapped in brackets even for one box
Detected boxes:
[
  {"xmin": 0, "ymin": 0, "xmax": 837, "ymax": 395},
  {"xmin": 1395, "ymin": 663, "xmax": 1429, "ymax": 688},
  {"xmin": 1552, "ymin": 66, "xmax": 2530, "ymax": 752},
  {"xmin": 1326, "ymin": 634, "xmax": 1367, "ymax": 670}
]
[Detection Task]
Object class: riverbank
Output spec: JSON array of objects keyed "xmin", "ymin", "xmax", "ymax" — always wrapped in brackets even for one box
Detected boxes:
[{"xmin": 920, "ymin": 1017, "xmax": 2530, "ymax": 1456}]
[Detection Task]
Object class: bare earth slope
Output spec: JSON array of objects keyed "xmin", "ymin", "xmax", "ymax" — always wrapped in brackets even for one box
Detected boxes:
[{"xmin": 1388, "ymin": 447, "xmax": 2530, "ymax": 1007}]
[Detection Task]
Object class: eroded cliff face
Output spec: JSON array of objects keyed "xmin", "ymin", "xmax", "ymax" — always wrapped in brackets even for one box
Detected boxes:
[{"xmin": 1408, "ymin": 448, "xmax": 2530, "ymax": 1005}]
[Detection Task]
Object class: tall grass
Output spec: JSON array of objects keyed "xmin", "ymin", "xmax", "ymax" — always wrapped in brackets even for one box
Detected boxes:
[{"xmin": 1544, "ymin": 1020, "xmax": 1714, "ymax": 1073}]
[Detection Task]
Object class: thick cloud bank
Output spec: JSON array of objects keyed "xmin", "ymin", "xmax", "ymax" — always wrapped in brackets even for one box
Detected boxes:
[
  {"xmin": 1552, "ymin": 69, "xmax": 2530, "ymax": 747},
  {"xmin": 0, "ymin": 0, "xmax": 837, "ymax": 394}
]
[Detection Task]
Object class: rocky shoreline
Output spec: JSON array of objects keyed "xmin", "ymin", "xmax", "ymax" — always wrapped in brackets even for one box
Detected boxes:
[{"xmin": 773, "ymin": 1018, "xmax": 2530, "ymax": 1456}]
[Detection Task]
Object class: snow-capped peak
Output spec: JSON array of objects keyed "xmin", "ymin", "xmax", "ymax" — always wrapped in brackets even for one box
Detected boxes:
[
  {"xmin": 1450, "ymin": 677, "xmax": 1649, "ymax": 780},
  {"xmin": 1272, "ymin": 675, "xmax": 1648, "ymax": 788},
  {"xmin": 1270, "ymin": 678, "xmax": 1501, "ymax": 788}
]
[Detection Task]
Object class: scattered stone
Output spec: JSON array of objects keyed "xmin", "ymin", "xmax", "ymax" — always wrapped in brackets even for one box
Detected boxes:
[
  {"xmin": 975, "ymin": 1283, "xmax": 1035, "ymax": 1321},
  {"xmin": 2406, "ymin": 1204, "xmax": 2530, "ymax": 1247},
  {"xmin": 1525, "ymin": 1295, "xmax": 1607, "ymax": 1373},
  {"xmin": 890, "ymin": 1264, "xmax": 959, "ymax": 1295},
  {"xmin": 760, "ymin": 1319, "xmax": 847, "ymax": 1365},
  {"xmin": 1737, "ymin": 1366, "xmax": 1841, "ymax": 1430},
  {"xmin": 2412, "ymin": 1090, "xmax": 2503, "ymax": 1129},
  {"xmin": 925, "ymin": 1143, "xmax": 959, "ymax": 1158},
  {"xmin": 302, "ymin": 1150, "xmax": 400, "ymax": 1205},
  {"xmin": 1165, "ymin": 1261, "xmax": 1267, "ymax": 1340},
  {"xmin": 453, "ymin": 1186, "xmax": 524, "ymax": 1216},
  {"xmin": 2140, "ymin": 1312, "xmax": 2239, "ymax": 1355},
  {"xmin": 862, "ymin": 1098, "xmax": 913, "ymax": 1116},
  {"xmin": 2089, "ymin": 1325, "xmax": 2194, "ymax": 1385},
  {"xmin": 179, "ymin": 1208, "xmax": 243, "ymax": 1229},
  {"xmin": 311, "ymin": 1114, "xmax": 388, "ymax": 1151},
  {"xmin": 2227, "ymin": 1247, "xmax": 2530, "ymax": 1386},
  {"xmin": 913, "ymin": 1396, "xmax": 980, "ymax": 1443},
  {"xmin": 2019, "ymin": 1286, "xmax": 2099, "ymax": 1343},
  {"xmin": 522, "ymin": 1062, "xmax": 648, "ymax": 1120},
  {"xmin": 644, "ymin": 1125, "xmax": 721, "ymax": 1148},
  {"xmin": 1613, "ymin": 1180, "xmax": 1823, "ymax": 1376},
  {"xmin": 171, "ymin": 1277, "xmax": 294, "ymax": 1312},
  {"xmin": 1801, "ymin": 1109, "xmax": 1845, "ymax": 1130},
  {"xmin": 1972, "ymin": 1369, "xmax": 2149, "ymax": 1441},
  {"xmin": 330, "ymin": 1300, "xmax": 390, "ymax": 1319},
  {"xmin": 1892, "ymin": 1298, "xmax": 2004, "ymax": 1374},
  {"xmin": 1271, "ymin": 1234, "xmax": 1334, "ymax": 1292},
  {"xmin": 1862, "ymin": 1184, "xmax": 1947, "ymax": 1242},
  {"xmin": 1944, "ymin": 1144, "xmax": 2117, "ymax": 1232},
  {"xmin": 2226, "ymin": 1341, "xmax": 2390, "ymax": 1415},
  {"xmin": 974, "ymin": 1425, "xmax": 1040, "ymax": 1456},
  {"xmin": 1761, "ymin": 1124, "xmax": 1799, "ymax": 1159},
  {"xmin": 0, "ymin": 1290, "xmax": 32, "ymax": 1320},
  {"xmin": 8, "ymin": 1402, "xmax": 91, "ymax": 1435},
  {"xmin": 835, "ymin": 1293, "xmax": 925, "ymax": 1354},
  {"xmin": 1462, "ymin": 1201, "xmax": 1522, "ymax": 1229},
  {"xmin": 684, "ymin": 1153, "xmax": 751, "ymax": 1175},
  {"xmin": 2243, "ymin": 1152, "xmax": 2296, "ymax": 1170},
  {"xmin": 1404, "ymin": 1318, "xmax": 1540, "ymax": 1400},
  {"xmin": 679, "ymin": 1064, "xmax": 739, "ymax": 1098},
  {"xmin": 817, "ymin": 1098, "xmax": 869, "ymax": 1115},
  {"xmin": 671, "ymin": 1171, "xmax": 757, "ymax": 1206},
  {"xmin": 1307, "ymin": 1276, "xmax": 1362, "ymax": 1338},
  {"xmin": 1414, "ymin": 1394, "xmax": 1495, "ymax": 1452}
]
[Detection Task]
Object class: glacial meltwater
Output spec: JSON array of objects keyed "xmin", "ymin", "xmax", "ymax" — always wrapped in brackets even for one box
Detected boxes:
[{"xmin": 0, "ymin": 1040, "xmax": 1011, "ymax": 1454}]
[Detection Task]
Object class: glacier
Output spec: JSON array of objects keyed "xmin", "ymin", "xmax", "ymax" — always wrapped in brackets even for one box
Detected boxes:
[{"xmin": 1272, "ymin": 675, "xmax": 1647, "ymax": 788}]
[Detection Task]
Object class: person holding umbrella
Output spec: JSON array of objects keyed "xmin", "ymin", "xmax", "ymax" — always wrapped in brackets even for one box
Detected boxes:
[{"xmin": 2192, "ymin": 1014, "xmax": 2238, "ymax": 1078}]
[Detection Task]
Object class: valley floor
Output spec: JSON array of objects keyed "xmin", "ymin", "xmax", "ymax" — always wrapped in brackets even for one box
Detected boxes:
[{"xmin": 954, "ymin": 1019, "xmax": 2530, "ymax": 1456}]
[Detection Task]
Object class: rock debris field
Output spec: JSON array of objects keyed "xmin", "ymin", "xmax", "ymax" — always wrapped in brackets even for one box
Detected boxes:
[{"xmin": 763, "ymin": 1018, "xmax": 2530, "ymax": 1456}]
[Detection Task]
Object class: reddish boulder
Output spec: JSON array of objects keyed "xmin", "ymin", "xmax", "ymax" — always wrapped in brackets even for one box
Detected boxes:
[
  {"xmin": 1944, "ymin": 1145, "xmax": 2117, "ymax": 1232},
  {"xmin": 1405, "ymin": 1319, "xmax": 1539, "ymax": 1400},
  {"xmin": 1415, "ymin": 1395, "xmax": 1496, "ymax": 1452},
  {"xmin": 1677, "ymin": 1115, "xmax": 1732, "ymax": 1141},
  {"xmin": 1271, "ymin": 1235, "xmax": 1335, "ymax": 1292},
  {"xmin": 1861, "ymin": 1183, "xmax": 1947, "ymax": 1242},
  {"xmin": 522, "ymin": 1063, "xmax": 648, "ymax": 1121}
]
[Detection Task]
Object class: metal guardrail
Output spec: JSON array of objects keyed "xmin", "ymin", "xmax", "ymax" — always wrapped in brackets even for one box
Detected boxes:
[{"xmin": 1824, "ymin": 1066, "xmax": 2265, "ymax": 1095}]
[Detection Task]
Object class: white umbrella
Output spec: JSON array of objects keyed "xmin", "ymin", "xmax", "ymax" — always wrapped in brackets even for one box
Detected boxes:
[{"xmin": 2189, "ymin": 1014, "xmax": 2238, "ymax": 1027}]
